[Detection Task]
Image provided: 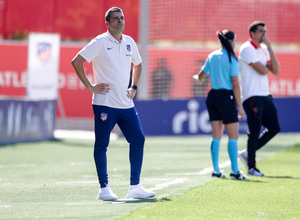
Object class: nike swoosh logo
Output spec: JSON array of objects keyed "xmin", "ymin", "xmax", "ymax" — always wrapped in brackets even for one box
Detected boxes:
[{"xmin": 107, "ymin": 47, "xmax": 113, "ymax": 50}]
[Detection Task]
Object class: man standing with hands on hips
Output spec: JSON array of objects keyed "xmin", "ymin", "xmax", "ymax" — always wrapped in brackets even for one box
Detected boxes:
[
  {"xmin": 71, "ymin": 7, "xmax": 155, "ymax": 200},
  {"xmin": 238, "ymin": 21, "xmax": 280, "ymax": 176}
]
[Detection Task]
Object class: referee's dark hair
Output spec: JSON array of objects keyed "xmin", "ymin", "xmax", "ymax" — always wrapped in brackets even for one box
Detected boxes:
[
  {"xmin": 249, "ymin": 21, "xmax": 265, "ymax": 33},
  {"xmin": 105, "ymin": 7, "xmax": 123, "ymax": 22},
  {"xmin": 217, "ymin": 30, "xmax": 237, "ymax": 63}
]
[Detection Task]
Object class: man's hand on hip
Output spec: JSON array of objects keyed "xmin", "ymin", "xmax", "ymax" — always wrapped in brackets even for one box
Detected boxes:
[{"xmin": 89, "ymin": 83, "xmax": 110, "ymax": 95}]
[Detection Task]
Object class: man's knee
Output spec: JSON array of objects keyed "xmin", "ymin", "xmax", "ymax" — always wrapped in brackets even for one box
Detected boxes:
[
  {"xmin": 247, "ymin": 129, "xmax": 260, "ymax": 140},
  {"xmin": 94, "ymin": 140, "xmax": 108, "ymax": 153},
  {"xmin": 271, "ymin": 123, "xmax": 280, "ymax": 136},
  {"xmin": 133, "ymin": 132, "xmax": 145, "ymax": 146}
]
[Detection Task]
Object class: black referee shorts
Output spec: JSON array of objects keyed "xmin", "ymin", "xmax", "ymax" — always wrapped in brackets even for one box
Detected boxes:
[{"xmin": 205, "ymin": 89, "xmax": 238, "ymax": 124}]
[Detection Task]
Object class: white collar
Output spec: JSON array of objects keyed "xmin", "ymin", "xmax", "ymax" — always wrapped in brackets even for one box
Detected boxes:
[{"xmin": 107, "ymin": 30, "xmax": 123, "ymax": 43}]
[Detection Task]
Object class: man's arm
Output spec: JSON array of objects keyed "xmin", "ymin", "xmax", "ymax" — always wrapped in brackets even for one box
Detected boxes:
[
  {"xmin": 251, "ymin": 36, "xmax": 279, "ymax": 76},
  {"xmin": 263, "ymin": 36, "xmax": 279, "ymax": 75},
  {"xmin": 251, "ymin": 62, "xmax": 269, "ymax": 75},
  {"xmin": 127, "ymin": 63, "xmax": 142, "ymax": 99},
  {"xmin": 131, "ymin": 63, "xmax": 142, "ymax": 86},
  {"xmin": 71, "ymin": 54, "xmax": 110, "ymax": 94}
]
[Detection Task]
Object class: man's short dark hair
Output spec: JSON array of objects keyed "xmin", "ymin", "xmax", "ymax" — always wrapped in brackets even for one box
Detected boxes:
[
  {"xmin": 105, "ymin": 7, "xmax": 123, "ymax": 22},
  {"xmin": 249, "ymin": 21, "xmax": 265, "ymax": 33}
]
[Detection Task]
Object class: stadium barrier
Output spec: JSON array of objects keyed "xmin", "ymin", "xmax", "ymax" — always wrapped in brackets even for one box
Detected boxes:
[
  {"xmin": 0, "ymin": 99, "xmax": 56, "ymax": 145},
  {"xmin": 135, "ymin": 97, "xmax": 300, "ymax": 136},
  {"xmin": 1, "ymin": 43, "xmax": 300, "ymax": 119}
]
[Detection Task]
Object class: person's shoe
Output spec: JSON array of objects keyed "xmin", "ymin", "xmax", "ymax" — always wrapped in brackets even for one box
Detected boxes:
[
  {"xmin": 97, "ymin": 185, "xmax": 118, "ymax": 201},
  {"xmin": 212, "ymin": 172, "xmax": 226, "ymax": 178},
  {"xmin": 238, "ymin": 149, "xmax": 248, "ymax": 170},
  {"xmin": 230, "ymin": 171, "xmax": 249, "ymax": 180},
  {"xmin": 126, "ymin": 184, "xmax": 156, "ymax": 199},
  {"xmin": 248, "ymin": 167, "xmax": 264, "ymax": 176}
]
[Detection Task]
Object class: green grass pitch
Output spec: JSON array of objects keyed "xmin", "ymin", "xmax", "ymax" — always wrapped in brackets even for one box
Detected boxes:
[{"xmin": 0, "ymin": 133, "xmax": 299, "ymax": 219}]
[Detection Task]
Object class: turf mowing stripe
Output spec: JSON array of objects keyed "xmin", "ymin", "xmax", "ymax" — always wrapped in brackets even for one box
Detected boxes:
[{"xmin": 56, "ymin": 180, "xmax": 98, "ymax": 184}]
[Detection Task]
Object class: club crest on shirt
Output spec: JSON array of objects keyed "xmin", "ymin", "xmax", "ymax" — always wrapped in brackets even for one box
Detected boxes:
[
  {"xmin": 101, "ymin": 113, "xmax": 108, "ymax": 121},
  {"xmin": 126, "ymin": 45, "xmax": 131, "ymax": 52},
  {"xmin": 37, "ymin": 42, "xmax": 52, "ymax": 63}
]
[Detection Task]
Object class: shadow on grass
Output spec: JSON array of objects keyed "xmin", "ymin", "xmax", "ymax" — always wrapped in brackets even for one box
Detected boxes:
[
  {"xmin": 217, "ymin": 178, "xmax": 265, "ymax": 183},
  {"xmin": 115, "ymin": 197, "xmax": 171, "ymax": 204},
  {"xmin": 263, "ymin": 175, "xmax": 300, "ymax": 179}
]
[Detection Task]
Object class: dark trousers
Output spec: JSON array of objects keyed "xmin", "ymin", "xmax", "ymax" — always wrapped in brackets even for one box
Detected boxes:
[
  {"xmin": 243, "ymin": 96, "xmax": 280, "ymax": 169},
  {"xmin": 93, "ymin": 105, "xmax": 145, "ymax": 188}
]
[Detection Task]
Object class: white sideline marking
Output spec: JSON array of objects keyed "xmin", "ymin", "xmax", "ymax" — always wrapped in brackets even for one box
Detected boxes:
[
  {"xmin": 149, "ymin": 178, "xmax": 188, "ymax": 191},
  {"xmin": 62, "ymin": 159, "xmax": 231, "ymax": 205},
  {"xmin": 111, "ymin": 174, "xmax": 124, "ymax": 177},
  {"xmin": 0, "ymin": 205, "xmax": 12, "ymax": 208},
  {"xmin": 56, "ymin": 180, "xmax": 97, "ymax": 184},
  {"xmin": 0, "ymin": 164, "xmax": 36, "ymax": 168},
  {"xmin": 66, "ymin": 202, "xmax": 99, "ymax": 206},
  {"xmin": 54, "ymin": 130, "xmax": 118, "ymax": 140},
  {"xmin": 82, "ymin": 175, "xmax": 95, "ymax": 178},
  {"xmin": 54, "ymin": 130, "xmax": 95, "ymax": 140},
  {"xmin": 197, "ymin": 159, "xmax": 231, "ymax": 175},
  {"xmin": 219, "ymin": 160, "xmax": 231, "ymax": 168},
  {"xmin": 165, "ymin": 160, "xmax": 231, "ymax": 176},
  {"xmin": 0, "ymin": 183, "xmax": 11, "ymax": 186},
  {"xmin": 63, "ymin": 161, "xmax": 231, "ymax": 206},
  {"xmin": 69, "ymin": 162, "xmax": 92, "ymax": 166},
  {"xmin": 143, "ymin": 178, "xmax": 171, "ymax": 182}
]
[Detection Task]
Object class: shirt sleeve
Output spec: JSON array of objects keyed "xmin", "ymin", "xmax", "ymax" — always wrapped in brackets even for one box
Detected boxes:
[
  {"xmin": 239, "ymin": 46, "xmax": 260, "ymax": 65},
  {"xmin": 231, "ymin": 58, "xmax": 239, "ymax": 77},
  {"xmin": 78, "ymin": 38, "xmax": 101, "ymax": 63},
  {"xmin": 131, "ymin": 38, "xmax": 142, "ymax": 65},
  {"xmin": 202, "ymin": 57, "xmax": 210, "ymax": 74}
]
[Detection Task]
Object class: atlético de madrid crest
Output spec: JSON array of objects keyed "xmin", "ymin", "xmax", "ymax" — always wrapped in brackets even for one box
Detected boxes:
[
  {"xmin": 37, "ymin": 42, "xmax": 52, "ymax": 63},
  {"xmin": 101, "ymin": 113, "xmax": 108, "ymax": 121},
  {"xmin": 126, "ymin": 45, "xmax": 131, "ymax": 52}
]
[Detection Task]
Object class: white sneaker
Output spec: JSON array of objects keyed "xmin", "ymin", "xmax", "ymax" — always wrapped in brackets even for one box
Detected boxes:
[
  {"xmin": 126, "ymin": 184, "xmax": 156, "ymax": 199},
  {"xmin": 238, "ymin": 149, "xmax": 248, "ymax": 170},
  {"xmin": 248, "ymin": 168, "xmax": 264, "ymax": 177},
  {"xmin": 97, "ymin": 185, "xmax": 118, "ymax": 201}
]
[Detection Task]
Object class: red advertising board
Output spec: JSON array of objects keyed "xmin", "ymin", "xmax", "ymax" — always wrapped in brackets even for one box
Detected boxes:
[{"xmin": 1, "ymin": 43, "xmax": 300, "ymax": 119}]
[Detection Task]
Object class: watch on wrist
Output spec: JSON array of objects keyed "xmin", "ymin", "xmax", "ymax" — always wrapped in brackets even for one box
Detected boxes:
[{"xmin": 132, "ymin": 85, "xmax": 138, "ymax": 90}]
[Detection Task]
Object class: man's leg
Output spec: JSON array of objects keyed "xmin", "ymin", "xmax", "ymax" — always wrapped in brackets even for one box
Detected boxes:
[
  {"xmin": 118, "ymin": 107, "xmax": 145, "ymax": 185},
  {"xmin": 243, "ymin": 97, "xmax": 263, "ymax": 169},
  {"xmin": 93, "ymin": 105, "xmax": 118, "ymax": 188},
  {"xmin": 118, "ymin": 107, "xmax": 155, "ymax": 199},
  {"xmin": 256, "ymin": 96, "xmax": 280, "ymax": 150}
]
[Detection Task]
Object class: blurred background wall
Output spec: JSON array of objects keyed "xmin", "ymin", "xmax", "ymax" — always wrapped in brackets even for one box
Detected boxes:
[{"xmin": 0, "ymin": 0, "xmax": 299, "ymax": 135}]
